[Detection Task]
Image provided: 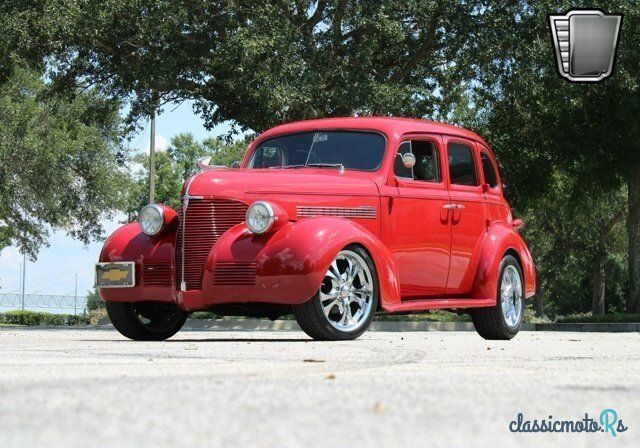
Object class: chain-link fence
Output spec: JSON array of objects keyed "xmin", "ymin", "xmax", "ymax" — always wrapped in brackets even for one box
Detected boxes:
[{"xmin": 0, "ymin": 293, "xmax": 88, "ymax": 315}]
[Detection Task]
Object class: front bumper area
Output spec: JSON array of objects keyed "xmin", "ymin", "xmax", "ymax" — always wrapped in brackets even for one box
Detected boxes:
[{"xmin": 97, "ymin": 221, "xmax": 326, "ymax": 311}]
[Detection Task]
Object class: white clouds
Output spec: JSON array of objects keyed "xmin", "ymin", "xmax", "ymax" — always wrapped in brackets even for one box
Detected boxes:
[{"xmin": 144, "ymin": 134, "xmax": 170, "ymax": 155}]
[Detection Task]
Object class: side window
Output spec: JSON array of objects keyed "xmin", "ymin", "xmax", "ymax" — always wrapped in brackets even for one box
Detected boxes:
[
  {"xmin": 394, "ymin": 140, "xmax": 440, "ymax": 182},
  {"xmin": 448, "ymin": 143, "xmax": 478, "ymax": 186},
  {"xmin": 480, "ymin": 152, "xmax": 498, "ymax": 188}
]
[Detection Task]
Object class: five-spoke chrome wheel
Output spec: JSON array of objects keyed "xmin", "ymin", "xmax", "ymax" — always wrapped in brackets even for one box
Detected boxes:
[
  {"xmin": 292, "ymin": 245, "xmax": 379, "ymax": 341},
  {"xmin": 320, "ymin": 250, "xmax": 375, "ymax": 332},
  {"xmin": 500, "ymin": 264, "xmax": 523, "ymax": 329}
]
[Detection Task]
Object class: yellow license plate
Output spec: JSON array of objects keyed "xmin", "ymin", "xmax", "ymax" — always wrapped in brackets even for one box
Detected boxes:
[{"xmin": 95, "ymin": 262, "xmax": 135, "ymax": 288}]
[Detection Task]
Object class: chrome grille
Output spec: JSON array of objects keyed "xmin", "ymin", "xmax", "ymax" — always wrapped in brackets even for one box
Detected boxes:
[
  {"xmin": 296, "ymin": 206, "xmax": 376, "ymax": 219},
  {"xmin": 176, "ymin": 198, "xmax": 248, "ymax": 290}
]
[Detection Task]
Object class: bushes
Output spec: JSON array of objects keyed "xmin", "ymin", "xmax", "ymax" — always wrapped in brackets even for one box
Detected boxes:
[{"xmin": 0, "ymin": 310, "xmax": 90, "ymax": 326}]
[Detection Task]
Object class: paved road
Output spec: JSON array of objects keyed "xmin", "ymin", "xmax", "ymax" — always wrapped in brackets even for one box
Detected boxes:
[{"xmin": 0, "ymin": 328, "xmax": 638, "ymax": 448}]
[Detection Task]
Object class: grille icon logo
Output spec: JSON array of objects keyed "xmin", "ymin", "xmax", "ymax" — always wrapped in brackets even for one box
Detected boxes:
[{"xmin": 549, "ymin": 10, "xmax": 622, "ymax": 82}]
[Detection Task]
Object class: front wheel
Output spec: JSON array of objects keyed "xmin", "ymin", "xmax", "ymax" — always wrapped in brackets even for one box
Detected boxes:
[
  {"xmin": 106, "ymin": 301, "xmax": 187, "ymax": 341},
  {"xmin": 471, "ymin": 255, "xmax": 524, "ymax": 340},
  {"xmin": 292, "ymin": 245, "xmax": 379, "ymax": 341}
]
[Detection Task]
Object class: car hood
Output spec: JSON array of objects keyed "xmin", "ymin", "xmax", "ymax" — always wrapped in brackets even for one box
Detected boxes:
[{"xmin": 184, "ymin": 168, "xmax": 380, "ymax": 198}]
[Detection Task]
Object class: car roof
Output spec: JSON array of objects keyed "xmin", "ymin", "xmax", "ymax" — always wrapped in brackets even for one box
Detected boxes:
[{"xmin": 258, "ymin": 117, "xmax": 490, "ymax": 148}]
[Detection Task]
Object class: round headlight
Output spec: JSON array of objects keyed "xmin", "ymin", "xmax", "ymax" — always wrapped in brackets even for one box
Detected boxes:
[
  {"xmin": 246, "ymin": 201, "xmax": 275, "ymax": 234},
  {"xmin": 138, "ymin": 204, "xmax": 164, "ymax": 236}
]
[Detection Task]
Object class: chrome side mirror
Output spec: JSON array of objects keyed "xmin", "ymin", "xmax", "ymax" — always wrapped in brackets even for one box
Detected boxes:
[
  {"xmin": 231, "ymin": 161, "xmax": 241, "ymax": 168},
  {"xmin": 396, "ymin": 152, "xmax": 416, "ymax": 169}
]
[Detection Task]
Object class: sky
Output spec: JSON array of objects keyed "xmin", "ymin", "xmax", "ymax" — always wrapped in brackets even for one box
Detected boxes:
[{"xmin": 0, "ymin": 101, "xmax": 234, "ymax": 301}]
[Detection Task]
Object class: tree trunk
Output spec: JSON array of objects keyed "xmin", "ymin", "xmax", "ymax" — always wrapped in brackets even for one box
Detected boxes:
[
  {"xmin": 535, "ymin": 282, "xmax": 545, "ymax": 318},
  {"xmin": 627, "ymin": 165, "xmax": 640, "ymax": 313},
  {"xmin": 592, "ymin": 257, "xmax": 605, "ymax": 315}
]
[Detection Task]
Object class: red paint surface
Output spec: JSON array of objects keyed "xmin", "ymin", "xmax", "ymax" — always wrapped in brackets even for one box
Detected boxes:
[{"xmin": 99, "ymin": 117, "xmax": 536, "ymax": 312}]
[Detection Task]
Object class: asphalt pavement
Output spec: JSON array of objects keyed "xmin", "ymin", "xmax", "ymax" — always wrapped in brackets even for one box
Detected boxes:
[{"xmin": 0, "ymin": 328, "xmax": 638, "ymax": 448}]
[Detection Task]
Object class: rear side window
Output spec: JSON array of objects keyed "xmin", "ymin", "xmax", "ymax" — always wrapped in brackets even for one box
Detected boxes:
[
  {"xmin": 480, "ymin": 152, "xmax": 498, "ymax": 188},
  {"xmin": 448, "ymin": 143, "xmax": 478, "ymax": 186}
]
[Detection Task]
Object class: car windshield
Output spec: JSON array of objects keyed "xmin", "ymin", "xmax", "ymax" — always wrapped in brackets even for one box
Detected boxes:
[{"xmin": 247, "ymin": 131, "xmax": 385, "ymax": 171}]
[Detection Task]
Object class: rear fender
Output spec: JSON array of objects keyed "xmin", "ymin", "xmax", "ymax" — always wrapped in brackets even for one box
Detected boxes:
[{"xmin": 470, "ymin": 223, "xmax": 536, "ymax": 302}]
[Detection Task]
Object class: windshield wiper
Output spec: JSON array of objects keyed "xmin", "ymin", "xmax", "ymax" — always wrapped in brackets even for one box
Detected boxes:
[
  {"xmin": 276, "ymin": 163, "xmax": 344, "ymax": 171},
  {"xmin": 306, "ymin": 163, "xmax": 344, "ymax": 171},
  {"xmin": 273, "ymin": 164, "xmax": 306, "ymax": 169},
  {"xmin": 276, "ymin": 163, "xmax": 344, "ymax": 172}
]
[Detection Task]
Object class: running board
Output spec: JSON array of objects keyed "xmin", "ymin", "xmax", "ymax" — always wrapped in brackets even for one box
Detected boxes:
[{"xmin": 383, "ymin": 298, "xmax": 495, "ymax": 313}]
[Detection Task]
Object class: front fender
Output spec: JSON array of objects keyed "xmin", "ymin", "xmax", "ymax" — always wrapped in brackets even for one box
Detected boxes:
[
  {"xmin": 201, "ymin": 217, "xmax": 401, "ymax": 307},
  {"xmin": 98, "ymin": 222, "xmax": 177, "ymax": 303},
  {"xmin": 470, "ymin": 223, "xmax": 536, "ymax": 303}
]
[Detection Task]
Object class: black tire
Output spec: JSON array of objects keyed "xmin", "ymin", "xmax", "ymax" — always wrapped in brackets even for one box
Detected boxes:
[
  {"xmin": 471, "ymin": 255, "xmax": 524, "ymax": 340},
  {"xmin": 292, "ymin": 245, "xmax": 379, "ymax": 341},
  {"xmin": 106, "ymin": 301, "xmax": 187, "ymax": 341}
]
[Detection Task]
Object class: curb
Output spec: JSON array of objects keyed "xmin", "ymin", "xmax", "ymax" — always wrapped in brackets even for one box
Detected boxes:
[
  {"xmin": 3, "ymin": 321, "xmax": 638, "ymax": 332},
  {"xmin": 181, "ymin": 319, "xmax": 537, "ymax": 332},
  {"xmin": 535, "ymin": 323, "xmax": 640, "ymax": 332}
]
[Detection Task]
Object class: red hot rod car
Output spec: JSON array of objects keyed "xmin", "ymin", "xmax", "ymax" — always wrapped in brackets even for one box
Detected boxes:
[{"xmin": 96, "ymin": 117, "xmax": 535, "ymax": 341}]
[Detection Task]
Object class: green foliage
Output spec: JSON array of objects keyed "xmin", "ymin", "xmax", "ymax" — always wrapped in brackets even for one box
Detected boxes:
[
  {"xmin": 0, "ymin": 310, "xmax": 90, "ymax": 326},
  {"xmin": 124, "ymin": 133, "xmax": 247, "ymax": 217},
  {"xmin": 1, "ymin": 1, "xmax": 518, "ymax": 132},
  {"xmin": 464, "ymin": 1, "xmax": 639, "ymax": 315},
  {"xmin": 85, "ymin": 289, "xmax": 105, "ymax": 311},
  {"xmin": 516, "ymin": 173, "xmax": 627, "ymax": 315},
  {"xmin": 1, "ymin": 0, "xmax": 639, "ymax": 316},
  {"xmin": 0, "ymin": 67, "xmax": 130, "ymax": 257}
]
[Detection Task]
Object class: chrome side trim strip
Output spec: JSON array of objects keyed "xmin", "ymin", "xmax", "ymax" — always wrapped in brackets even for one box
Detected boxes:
[{"xmin": 296, "ymin": 206, "xmax": 376, "ymax": 219}]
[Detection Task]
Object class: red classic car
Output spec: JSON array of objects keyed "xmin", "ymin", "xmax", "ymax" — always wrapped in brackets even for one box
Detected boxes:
[{"xmin": 96, "ymin": 117, "xmax": 535, "ymax": 341}]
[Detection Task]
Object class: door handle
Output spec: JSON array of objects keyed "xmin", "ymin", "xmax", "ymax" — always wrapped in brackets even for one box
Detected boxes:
[{"xmin": 443, "ymin": 204, "xmax": 465, "ymax": 209}]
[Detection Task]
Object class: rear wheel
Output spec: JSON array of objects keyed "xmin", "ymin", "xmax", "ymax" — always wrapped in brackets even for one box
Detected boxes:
[
  {"xmin": 471, "ymin": 255, "xmax": 524, "ymax": 340},
  {"xmin": 106, "ymin": 301, "xmax": 186, "ymax": 341},
  {"xmin": 292, "ymin": 246, "xmax": 378, "ymax": 341}
]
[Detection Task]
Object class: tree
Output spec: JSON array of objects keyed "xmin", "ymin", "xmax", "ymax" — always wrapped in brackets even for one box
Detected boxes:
[
  {"xmin": 0, "ymin": 67, "xmax": 130, "ymax": 257},
  {"xmin": 85, "ymin": 288, "xmax": 106, "ymax": 311},
  {"xmin": 469, "ymin": 1, "xmax": 640, "ymax": 313},
  {"xmin": 515, "ymin": 172, "xmax": 627, "ymax": 316},
  {"xmin": 2, "ymin": 1, "xmax": 516, "ymax": 133},
  {"xmin": 124, "ymin": 133, "xmax": 247, "ymax": 218}
]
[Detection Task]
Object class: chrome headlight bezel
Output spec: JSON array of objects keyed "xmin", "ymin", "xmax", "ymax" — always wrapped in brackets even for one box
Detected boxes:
[
  {"xmin": 138, "ymin": 204, "xmax": 165, "ymax": 236},
  {"xmin": 246, "ymin": 201, "xmax": 275, "ymax": 235}
]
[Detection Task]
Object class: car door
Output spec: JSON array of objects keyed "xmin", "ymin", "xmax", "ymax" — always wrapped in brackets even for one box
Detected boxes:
[
  {"xmin": 444, "ymin": 136, "xmax": 487, "ymax": 295},
  {"xmin": 380, "ymin": 135, "xmax": 451, "ymax": 297}
]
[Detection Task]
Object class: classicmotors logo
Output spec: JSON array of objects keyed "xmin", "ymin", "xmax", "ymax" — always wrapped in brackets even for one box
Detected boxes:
[{"xmin": 509, "ymin": 409, "xmax": 629, "ymax": 437}]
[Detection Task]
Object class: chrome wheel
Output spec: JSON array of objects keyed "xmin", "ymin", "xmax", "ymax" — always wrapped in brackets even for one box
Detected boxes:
[
  {"xmin": 320, "ymin": 250, "xmax": 374, "ymax": 332},
  {"xmin": 500, "ymin": 265, "xmax": 523, "ymax": 328}
]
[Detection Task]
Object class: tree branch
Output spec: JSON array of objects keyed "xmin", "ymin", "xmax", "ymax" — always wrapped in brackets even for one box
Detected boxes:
[{"xmin": 391, "ymin": 16, "xmax": 441, "ymax": 83}]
